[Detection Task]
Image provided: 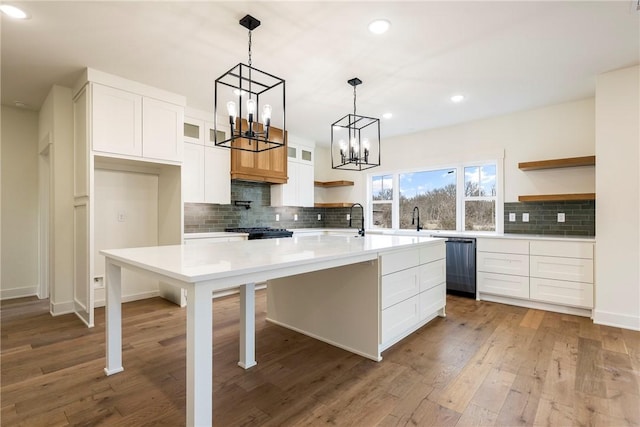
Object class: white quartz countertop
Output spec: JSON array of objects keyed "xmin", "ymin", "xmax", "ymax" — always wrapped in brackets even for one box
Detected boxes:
[
  {"xmin": 183, "ymin": 232, "xmax": 249, "ymax": 239},
  {"xmin": 101, "ymin": 234, "xmax": 443, "ymax": 284}
]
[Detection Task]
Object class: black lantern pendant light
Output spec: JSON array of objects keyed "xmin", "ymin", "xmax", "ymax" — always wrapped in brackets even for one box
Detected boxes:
[
  {"xmin": 214, "ymin": 15, "xmax": 286, "ymax": 152},
  {"xmin": 331, "ymin": 77, "xmax": 380, "ymax": 170}
]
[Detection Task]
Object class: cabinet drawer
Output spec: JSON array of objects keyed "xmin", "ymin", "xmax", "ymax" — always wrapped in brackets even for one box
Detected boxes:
[
  {"xmin": 419, "ymin": 283, "xmax": 445, "ymax": 321},
  {"xmin": 420, "ymin": 243, "xmax": 445, "ymax": 264},
  {"xmin": 381, "ymin": 267, "xmax": 419, "ymax": 309},
  {"xmin": 381, "ymin": 295, "xmax": 420, "ymax": 345},
  {"xmin": 477, "ymin": 238, "xmax": 529, "ymax": 255},
  {"xmin": 530, "ymin": 241, "xmax": 593, "ymax": 259},
  {"xmin": 530, "ymin": 277, "xmax": 593, "ymax": 308},
  {"xmin": 478, "ymin": 272, "xmax": 529, "ymax": 299},
  {"xmin": 477, "ymin": 252, "xmax": 529, "ymax": 276},
  {"xmin": 419, "ymin": 259, "xmax": 445, "ymax": 292},
  {"xmin": 530, "ymin": 256, "xmax": 593, "ymax": 283},
  {"xmin": 381, "ymin": 249, "xmax": 420, "ymax": 275}
]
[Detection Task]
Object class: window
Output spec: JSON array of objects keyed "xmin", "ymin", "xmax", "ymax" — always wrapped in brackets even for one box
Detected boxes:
[
  {"xmin": 371, "ymin": 174, "xmax": 393, "ymax": 228},
  {"xmin": 399, "ymin": 169, "xmax": 456, "ymax": 230},
  {"xmin": 464, "ymin": 165, "xmax": 496, "ymax": 231},
  {"xmin": 370, "ymin": 161, "xmax": 499, "ymax": 231}
]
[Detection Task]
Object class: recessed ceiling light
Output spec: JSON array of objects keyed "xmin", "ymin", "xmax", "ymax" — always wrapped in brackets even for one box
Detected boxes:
[
  {"xmin": 382, "ymin": 112, "xmax": 393, "ymax": 119},
  {"xmin": 368, "ymin": 19, "xmax": 390, "ymax": 35},
  {"xmin": 0, "ymin": 4, "xmax": 28, "ymax": 19},
  {"xmin": 450, "ymin": 94, "xmax": 465, "ymax": 103}
]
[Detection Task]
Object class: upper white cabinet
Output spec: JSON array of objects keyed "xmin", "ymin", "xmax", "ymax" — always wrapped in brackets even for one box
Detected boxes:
[
  {"xmin": 182, "ymin": 113, "xmax": 230, "ymax": 205},
  {"xmin": 92, "ymin": 84, "xmax": 142, "ymax": 157},
  {"xmin": 271, "ymin": 137, "xmax": 315, "ymax": 207},
  {"xmin": 77, "ymin": 68, "xmax": 185, "ymax": 164}
]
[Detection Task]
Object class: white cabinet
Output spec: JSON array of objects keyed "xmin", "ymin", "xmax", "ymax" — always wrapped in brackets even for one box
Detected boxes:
[
  {"xmin": 477, "ymin": 237, "xmax": 595, "ymax": 313},
  {"xmin": 92, "ymin": 84, "xmax": 142, "ymax": 157},
  {"xmin": 477, "ymin": 239, "xmax": 530, "ymax": 299},
  {"xmin": 529, "ymin": 240, "xmax": 594, "ymax": 309},
  {"xmin": 91, "ymin": 83, "xmax": 183, "ymax": 163},
  {"xmin": 181, "ymin": 115, "xmax": 230, "ymax": 204},
  {"xmin": 271, "ymin": 140, "xmax": 315, "ymax": 207},
  {"xmin": 380, "ymin": 243, "xmax": 446, "ymax": 351}
]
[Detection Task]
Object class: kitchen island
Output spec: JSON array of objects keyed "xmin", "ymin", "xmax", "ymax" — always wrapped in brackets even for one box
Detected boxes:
[{"xmin": 101, "ymin": 234, "xmax": 445, "ymax": 426}]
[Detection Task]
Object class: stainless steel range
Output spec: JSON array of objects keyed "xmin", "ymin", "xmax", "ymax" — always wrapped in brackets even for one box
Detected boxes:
[{"xmin": 225, "ymin": 227, "xmax": 293, "ymax": 240}]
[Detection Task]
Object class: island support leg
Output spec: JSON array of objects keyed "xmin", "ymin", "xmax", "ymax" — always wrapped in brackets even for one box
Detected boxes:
[
  {"xmin": 238, "ymin": 282, "xmax": 257, "ymax": 369},
  {"xmin": 104, "ymin": 260, "xmax": 124, "ymax": 376},
  {"xmin": 186, "ymin": 284, "xmax": 214, "ymax": 427}
]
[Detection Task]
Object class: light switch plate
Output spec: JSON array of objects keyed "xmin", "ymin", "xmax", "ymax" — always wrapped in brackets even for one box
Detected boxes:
[
  {"xmin": 347, "ymin": 214, "xmax": 351, "ymax": 221},
  {"xmin": 276, "ymin": 214, "xmax": 280, "ymax": 221},
  {"xmin": 557, "ymin": 212, "xmax": 565, "ymax": 223},
  {"xmin": 509, "ymin": 213, "xmax": 516, "ymax": 222},
  {"xmin": 317, "ymin": 214, "xmax": 322, "ymax": 220},
  {"xmin": 522, "ymin": 213, "xmax": 529, "ymax": 222},
  {"xmin": 294, "ymin": 214, "xmax": 298, "ymax": 221}
]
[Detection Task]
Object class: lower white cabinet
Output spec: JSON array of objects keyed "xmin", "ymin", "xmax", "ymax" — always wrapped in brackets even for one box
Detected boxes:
[
  {"xmin": 477, "ymin": 237, "xmax": 595, "ymax": 312},
  {"xmin": 380, "ymin": 243, "xmax": 446, "ymax": 350},
  {"xmin": 478, "ymin": 271, "xmax": 529, "ymax": 299}
]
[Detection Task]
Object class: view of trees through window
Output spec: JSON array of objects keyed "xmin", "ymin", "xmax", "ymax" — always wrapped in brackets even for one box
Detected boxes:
[
  {"xmin": 371, "ymin": 162, "xmax": 497, "ymax": 231},
  {"xmin": 399, "ymin": 169, "xmax": 456, "ymax": 230}
]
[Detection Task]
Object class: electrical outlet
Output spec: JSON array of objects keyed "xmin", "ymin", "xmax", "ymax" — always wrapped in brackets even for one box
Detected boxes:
[
  {"xmin": 317, "ymin": 214, "xmax": 322, "ymax": 220},
  {"xmin": 117, "ymin": 210, "xmax": 126, "ymax": 222},
  {"xmin": 275, "ymin": 214, "xmax": 280, "ymax": 221},
  {"xmin": 347, "ymin": 214, "xmax": 351, "ymax": 221},
  {"xmin": 294, "ymin": 214, "xmax": 298, "ymax": 221},
  {"xmin": 522, "ymin": 213, "xmax": 529, "ymax": 222},
  {"xmin": 93, "ymin": 276, "xmax": 104, "ymax": 289},
  {"xmin": 557, "ymin": 212, "xmax": 565, "ymax": 223},
  {"xmin": 509, "ymin": 213, "xmax": 516, "ymax": 222}
]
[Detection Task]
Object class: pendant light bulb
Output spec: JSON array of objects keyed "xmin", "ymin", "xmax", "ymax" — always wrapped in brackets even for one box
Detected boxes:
[
  {"xmin": 262, "ymin": 104, "xmax": 272, "ymax": 126},
  {"xmin": 246, "ymin": 98, "xmax": 256, "ymax": 123},
  {"xmin": 227, "ymin": 101, "xmax": 237, "ymax": 125}
]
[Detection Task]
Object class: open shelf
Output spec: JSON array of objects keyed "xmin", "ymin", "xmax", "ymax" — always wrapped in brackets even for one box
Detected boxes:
[
  {"xmin": 314, "ymin": 202, "xmax": 354, "ymax": 208},
  {"xmin": 314, "ymin": 180, "xmax": 355, "ymax": 187},
  {"xmin": 518, "ymin": 155, "xmax": 595, "ymax": 171},
  {"xmin": 518, "ymin": 193, "xmax": 596, "ymax": 202}
]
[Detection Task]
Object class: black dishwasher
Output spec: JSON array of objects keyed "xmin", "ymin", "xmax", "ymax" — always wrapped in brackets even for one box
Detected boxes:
[{"xmin": 442, "ymin": 237, "xmax": 477, "ymax": 298}]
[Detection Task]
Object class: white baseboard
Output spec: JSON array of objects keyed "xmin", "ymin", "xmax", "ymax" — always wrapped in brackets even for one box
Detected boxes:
[
  {"xmin": 94, "ymin": 290, "xmax": 160, "ymax": 308},
  {"xmin": 50, "ymin": 300, "xmax": 75, "ymax": 316},
  {"xmin": 0, "ymin": 286, "xmax": 38, "ymax": 300},
  {"xmin": 593, "ymin": 309, "xmax": 640, "ymax": 331}
]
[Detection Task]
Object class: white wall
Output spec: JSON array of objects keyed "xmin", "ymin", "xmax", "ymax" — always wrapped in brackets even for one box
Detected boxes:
[
  {"xmin": 39, "ymin": 85, "xmax": 75, "ymax": 314},
  {"xmin": 594, "ymin": 65, "xmax": 640, "ymax": 331},
  {"xmin": 1, "ymin": 106, "xmax": 40, "ymax": 299},
  {"xmin": 317, "ymin": 98, "xmax": 595, "ymax": 205},
  {"xmin": 93, "ymin": 168, "xmax": 160, "ymax": 306}
]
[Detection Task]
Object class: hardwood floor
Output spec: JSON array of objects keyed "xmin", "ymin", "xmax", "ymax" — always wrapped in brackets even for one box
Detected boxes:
[{"xmin": 2, "ymin": 292, "xmax": 639, "ymax": 426}]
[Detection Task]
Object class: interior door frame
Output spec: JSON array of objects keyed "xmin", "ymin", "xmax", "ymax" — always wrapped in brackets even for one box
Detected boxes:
[{"xmin": 38, "ymin": 133, "xmax": 53, "ymax": 300}]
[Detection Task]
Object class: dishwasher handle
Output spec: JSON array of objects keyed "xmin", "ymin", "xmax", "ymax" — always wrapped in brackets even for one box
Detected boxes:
[{"xmin": 445, "ymin": 239, "xmax": 476, "ymax": 244}]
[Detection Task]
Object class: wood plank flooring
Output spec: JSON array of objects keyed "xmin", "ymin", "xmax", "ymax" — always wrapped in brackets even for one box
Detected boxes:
[{"xmin": 1, "ymin": 292, "xmax": 639, "ymax": 426}]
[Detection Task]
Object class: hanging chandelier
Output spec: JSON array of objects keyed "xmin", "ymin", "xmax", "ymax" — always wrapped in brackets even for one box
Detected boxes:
[
  {"xmin": 331, "ymin": 78, "xmax": 380, "ymax": 170},
  {"xmin": 214, "ymin": 15, "xmax": 286, "ymax": 152}
]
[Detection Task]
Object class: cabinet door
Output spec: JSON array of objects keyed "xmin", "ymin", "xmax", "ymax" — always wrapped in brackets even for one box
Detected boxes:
[
  {"xmin": 419, "ymin": 283, "xmax": 445, "ymax": 321},
  {"xmin": 477, "ymin": 252, "xmax": 529, "ymax": 276},
  {"xmin": 381, "ymin": 295, "xmax": 420, "ymax": 345},
  {"xmin": 419, "ymin": 259, "xmax": 445, "ymax": 292},
  {"xmin": 91, "ymin": 84, "xmax": 142, "ymax": 156},
  {"xmin": 204, "ymin": 146, "xmax": 230, "ymax": 204},
  {"xmin": 530, "ymin": 277, "xmax": 593, "ymax": 308},
  {"xmin": 183, "ymin": 143, "xmax": 205, "ymax": 202},
  {"xmin": 478, "ymin": 272, "xmax": 529, "ymax": 299},
  {"xmin": 530, "ymin": 255, "xmax": 593, "ymax": 283},
  {"xmin": 230, "ymin": 120, "xmax": 288, "ymax": 183},
  {"xmin": 184, "ymin": 116, "xmax": 204, "ymax": 145},
  {"xmin": 381, "ymin": 267, "xmax": 419, "ymax": 309},
  {"xmin": 298, "ymin": 163, "xmax": 315, "ymax": 207},
  {"xmin": 142, "ymin": 97, "xmax": 183, "ymax": 162}
]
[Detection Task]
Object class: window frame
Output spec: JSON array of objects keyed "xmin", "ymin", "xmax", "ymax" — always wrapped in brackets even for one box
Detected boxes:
[{"xmin": 367, "ymin": 159, "xmax": 503, "ymax": 232}]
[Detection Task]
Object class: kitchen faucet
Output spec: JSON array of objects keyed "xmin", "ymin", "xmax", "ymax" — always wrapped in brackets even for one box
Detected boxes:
[
  {"xmin": 349, "ymin": 203, "xmax": 365, "ymax": 237},
  {"xmin": 412, "ymin": 206, "xmax": 423, "ymax": 232}
]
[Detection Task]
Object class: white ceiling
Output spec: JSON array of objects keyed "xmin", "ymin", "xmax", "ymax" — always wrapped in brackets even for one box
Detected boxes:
[{"xmin": 2, "ymin": 1, "xmax": 639, "ymax": 145}]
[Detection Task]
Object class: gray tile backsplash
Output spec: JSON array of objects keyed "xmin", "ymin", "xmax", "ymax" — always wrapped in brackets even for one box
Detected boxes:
[
  {"xmin": 184, "ymin": 181, "xmax": 358, "ymax": 233},
  {"xmin": 503, "ymin": 200, "xmax": 595, "ymax": 236}
]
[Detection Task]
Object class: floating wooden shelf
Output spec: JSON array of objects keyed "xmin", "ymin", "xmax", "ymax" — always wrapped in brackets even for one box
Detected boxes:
[
  {"xmin": 314, "ymin": 180, "xmax": 355, "ymax": 187},
  {"xmin": 518, "ymin": 155, "xmax": 595, "ymax": 171},
  {"xmin": 518, "ymin": 193, "xmax": 596, "ymax": 202},
  {"xmin": 314, "ymin": 202, "xmax": 354, "ymax": 208}
]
